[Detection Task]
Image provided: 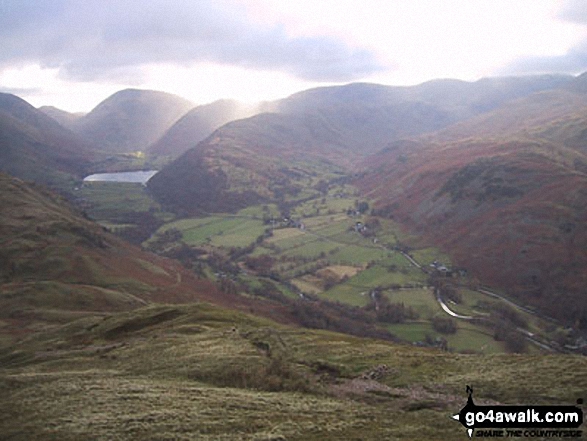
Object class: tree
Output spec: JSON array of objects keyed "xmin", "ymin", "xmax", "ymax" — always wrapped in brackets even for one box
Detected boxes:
[
  {"xmin": 357, "ymin": 201, "xmax": 369, "ymax": 214},
  {"xmin": 432, "ymin": 316, "xmax": 457, "ymax": 334}
]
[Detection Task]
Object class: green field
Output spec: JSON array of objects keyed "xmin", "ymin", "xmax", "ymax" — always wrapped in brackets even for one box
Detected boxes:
[
  {"xmin": 78, "ymin": 182, "xmax": 161, "ymax": 220},
  {"xmin": 129, "ymin": 181, "xmax": 557, "ymax": 355},
  {"xmin": 387, "ymin": 321, "xmax": 507, "ymax": 354},
  {"xmin": 386, "ymin": 289, "xmax": 440, "ymax": 318},
  {"xmin": 155, "ymin": 216, "xmax": 267, "ymax": 248},
  {"xmin": 410, "ymin": 247, "xmax": 452, "ymax": 267}
]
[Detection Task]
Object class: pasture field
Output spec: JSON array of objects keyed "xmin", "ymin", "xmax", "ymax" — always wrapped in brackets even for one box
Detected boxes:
[
  {"xmin": 385, "ymin": 289, "xmax": 440, "ymax": 318},
  {"xmin": 386, "ymin": 322, "xmax": 507, "ymax": 354},
  {"xmin": 410, "ymin": 247, "xmax": 453, "ymax": 268},
  {"xmin": 155, "ymin": 217, "xmax": 267, "ymax": 248},
  {"xmin": 77, "ymin": 182, "xmax": 160, "ymax": 220},
  {"xmin": 82, "ymin": 180, "xmax": 560, "ymax": 354}
]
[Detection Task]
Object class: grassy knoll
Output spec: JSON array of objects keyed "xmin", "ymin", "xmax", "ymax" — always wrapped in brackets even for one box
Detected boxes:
[{"xmin": 1, "ymin": 302, "xmax": 585, "ymax": 440}]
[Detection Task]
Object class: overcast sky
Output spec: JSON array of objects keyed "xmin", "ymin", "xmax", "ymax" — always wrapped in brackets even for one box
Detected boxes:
[{"xmin": 2, "ymin": 0, "xmax": 587, "ymax": 112}]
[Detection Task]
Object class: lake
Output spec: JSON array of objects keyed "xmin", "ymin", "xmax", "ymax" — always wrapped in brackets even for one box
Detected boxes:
[{"xmin": 83, "ymin": 170, "xmax": 158, "ymax": 184}]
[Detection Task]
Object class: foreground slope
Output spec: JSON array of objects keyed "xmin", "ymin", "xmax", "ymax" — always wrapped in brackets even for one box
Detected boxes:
[
  {"xmin": 71, "ymin": 89, "xmax": 193, "ymax": 153},
  {"xmin": 358, "ymin": 76, "xmax": 587, "ymax": 326},
  {"xmin": 0, "ymin": 301, "xmax": 585, "ymax": 440},
  {"xmin": 0, "ymin": 94, "xmax": 94, "ymax": 187},
  {"xmin": 0, "ymin": 173, "xmax": 234, "ymax": 340},
  {"xmin": 0, "ymin": 173, "xmax": 408, "ymax": 344},
  {"xmin": 149, "ymin": 75, "xmax": 571, "ymax": 214}
]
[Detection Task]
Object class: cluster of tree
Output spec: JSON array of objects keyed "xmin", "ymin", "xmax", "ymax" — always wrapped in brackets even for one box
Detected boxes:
[
  {"xmin": 158, "ymin": 243, "xmax": 206, "ymax": 274},
  {"xmin": 207, "ymin": 252, "xmax": 241, "ymax": 276},
  {"xmin": 247, "ymin": 281, "xmax": 397, "ymax": 341},
  {"xmin": 472, "ymin": 301, "xmax": 529, "ymax": 353},
  {"xmin": 355, "ymin": 200, "xmax": 370, "ymax": 214},
  {"xmin": 291, "ymin": 297, "xmax": 396, "ymax": 341},
  {"xmin": 431, "ymin": 277, "xmax": 463, "ymax": 303},
  {"xmin": 218, "ymin": 277, "xmax": 238, "ymax": 295},
  {"xmin": 365, "ymin": 291, "xmax": 419, "ymax": 324},
  {"xmin": 431, "ymin": 316, "xmax": 458, "ymax": 334},
  {"xmin": 489, "ymin": 302, "xmax": 528, "ymax": 328},
  {"xmin": 422, "ymin": 334, "xmax": 449, "ymax": 351},
  {"xmin": 313, "ymin": 179, "xmax": 329, "ymax": 194},
  {"xmin": 244, "ymin": 255, "xmax": 275, "ymax": 277},
  {"xmin": 147, "ymin": 227, "xmax": 182, "ymax": 252},
  {"xmin": 112, "ymin": 211, "xmax": 164, "ymax": 245},
  {"xmin": 493, "ymin": 326, "xmax": 528, "ymax": 353}
]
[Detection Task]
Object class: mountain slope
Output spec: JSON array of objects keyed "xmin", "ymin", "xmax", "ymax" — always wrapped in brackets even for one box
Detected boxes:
[
  {"xmin": 71, "ymin": 89, "xmax": 193, "ymax": 153},
  {"xmin": 358, "ymin": 77, "xmax": 587, "ymax": 326},
  {"xmin": 0, "ymin": 93, "xmax": 95, "ymax": 187},
  {"xmin": 38, "ymin": 105, "xmax": 85, "ymax": 129},
  {"xmin": 147, "ymin": 99, "xmax": 257, "ymax": 157},
  {"xmin": 149, "ymin": 75, "xmax": 572, "ymax": 214}
]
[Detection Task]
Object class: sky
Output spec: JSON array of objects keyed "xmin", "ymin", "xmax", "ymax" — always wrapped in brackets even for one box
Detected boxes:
[{"xmin": 2, "ymin": 0, "xmax": 587, "ymax": 112}]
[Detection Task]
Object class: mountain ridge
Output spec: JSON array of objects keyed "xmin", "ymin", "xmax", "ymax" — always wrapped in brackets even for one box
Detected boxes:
[{"xmin": 70, "ymin": 88, "xmax": 194, "ymax": 153}]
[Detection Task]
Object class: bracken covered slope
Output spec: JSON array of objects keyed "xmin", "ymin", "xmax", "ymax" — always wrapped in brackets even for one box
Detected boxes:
[
  {"xmin": 358, "ymin": 76, "xmax": 587, "ymax": 326},
  {"xmin": 0, "ymin": 173, "xmax": 259, "ymax": 340}
]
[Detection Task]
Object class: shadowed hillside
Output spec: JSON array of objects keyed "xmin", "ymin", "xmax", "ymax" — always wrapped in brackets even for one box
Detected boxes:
[
  {"xmin": 70, "ymin": 89, "xmax": 193, "ymax": 153},
  {"xmin": 147, "ymin": 99, "xmax": 258, "ymax": 157},
  {"xmin": 38, "ymin": 106, "xmax": 85, "ymax": 129},
  {"xmin": 0, "ymin": 93, "xmax": 95, "ymax": 187}
]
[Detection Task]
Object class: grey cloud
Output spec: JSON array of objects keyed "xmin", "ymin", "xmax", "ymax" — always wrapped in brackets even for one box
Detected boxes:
[
  {"xmin": 0, "ymin": 86, "xmax": 44, "ymax": 97},
  {"xmin": 499, "ymin": 1, "xmax": 587, "ymax": 76},
  {"xmin": 557, "ymin": 0, "xmax": 587, "ymax": 24},
  {"xmin": 500, "ymin": 43, "xmax": 587, "ymax": 76},
  {"xmin": 0, "ymin": 0, "xmax": 386, "ymax": 82}
]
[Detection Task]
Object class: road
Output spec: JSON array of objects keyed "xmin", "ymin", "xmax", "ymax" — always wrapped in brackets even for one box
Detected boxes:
[{"xmin": 435, "ymin": 290, "xmax": 473, "ymax": 319}]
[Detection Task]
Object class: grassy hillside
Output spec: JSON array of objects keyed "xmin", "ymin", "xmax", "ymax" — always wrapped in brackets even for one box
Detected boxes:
[
  {"xmin": 0, "ymin": 301, "xmax": 585, "ymax": 440},
  {"xmin": 0, "ymin": 173, "xmax": 247, "ymax": 343},
  {"xmin": 0, "ymin": 93, "xmax": 95, "ymax": 188},
  {"xmin": 71, "ymin": 89, "xmax": 193, "ymax": 153}
]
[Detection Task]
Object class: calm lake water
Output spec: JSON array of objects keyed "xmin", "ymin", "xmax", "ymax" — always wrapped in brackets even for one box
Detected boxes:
[{"xmin": 83, "ymin": 170, "xmax": 158, "ymax": 184}]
